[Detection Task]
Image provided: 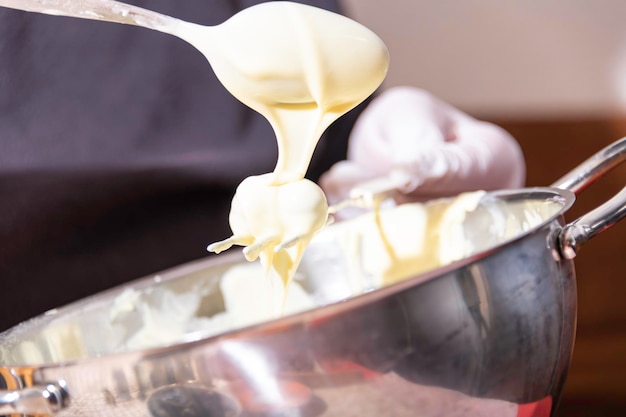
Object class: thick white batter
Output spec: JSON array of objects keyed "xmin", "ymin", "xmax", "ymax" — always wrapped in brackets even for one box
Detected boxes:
[{"xmin": 206, "ymin": 3, "xmax": 389, "ymax": 307}]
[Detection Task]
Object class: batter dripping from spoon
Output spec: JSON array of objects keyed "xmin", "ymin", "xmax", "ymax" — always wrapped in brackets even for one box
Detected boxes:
[
  {"xmin": 207, "ymin": 3, "xmax": 389, "ymax": 308},
  {"xmin": 0, "ymin": 0, "xmax": 389, "ymax": 312}
]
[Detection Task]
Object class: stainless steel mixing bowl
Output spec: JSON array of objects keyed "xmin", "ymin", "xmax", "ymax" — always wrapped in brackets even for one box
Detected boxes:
[{"xmin": 1, "ymin": 138, "xmax": 626, "ymax": 417}]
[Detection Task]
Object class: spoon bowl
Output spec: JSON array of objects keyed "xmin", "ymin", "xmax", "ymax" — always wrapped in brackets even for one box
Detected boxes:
[{"xmin": 0, "ymin": 0, "xmax": 388, "ymax": 116}]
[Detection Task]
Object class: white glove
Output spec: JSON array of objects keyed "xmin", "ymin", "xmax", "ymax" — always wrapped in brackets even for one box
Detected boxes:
[{"xmin": 320, "ymin": 87, "xmax": 525, "ymax": 205}]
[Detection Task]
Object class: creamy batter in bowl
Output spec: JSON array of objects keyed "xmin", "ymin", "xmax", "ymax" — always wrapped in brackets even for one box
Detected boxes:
[
  {"xmin": 0, "ymin": 189, "xmax": 564, "ymax": 362},
  {"xmin": 1, "ymin": 138, "xmax": 626, "ymax": 417}
]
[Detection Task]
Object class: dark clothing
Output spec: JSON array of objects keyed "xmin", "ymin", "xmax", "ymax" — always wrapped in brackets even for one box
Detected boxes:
[{"xmin": 0, "ymin": 0, "xmax": 359, "ymax": 331}]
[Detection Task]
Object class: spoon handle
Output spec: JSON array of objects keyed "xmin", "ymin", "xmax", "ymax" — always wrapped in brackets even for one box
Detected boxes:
[{"xmin": 0, "ymin": 0, "xmax": 186, "ymax": 36}]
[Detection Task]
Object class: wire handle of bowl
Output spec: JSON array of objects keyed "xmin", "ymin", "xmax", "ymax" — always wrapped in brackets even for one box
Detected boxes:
[
  {"xmin": 551, "ymin": 136, "xmax": 626, "ymax": 259},
  {"xmin": 0, "ymin": 380, "xmax": 69, "ymax": 416}
]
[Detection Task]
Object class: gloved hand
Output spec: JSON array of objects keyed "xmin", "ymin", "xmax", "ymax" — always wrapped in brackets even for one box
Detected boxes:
[{"xmin": 320, "ymin": 87, "xmax": 525, "ymax": 206}]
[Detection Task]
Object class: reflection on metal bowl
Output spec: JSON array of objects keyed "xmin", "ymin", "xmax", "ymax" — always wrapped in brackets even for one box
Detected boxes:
[{"xmin": 1, "ymin": 137, "xmax": 626, "ymax": 417}]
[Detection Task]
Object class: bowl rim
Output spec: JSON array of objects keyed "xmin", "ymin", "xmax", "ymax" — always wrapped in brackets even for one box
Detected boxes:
[{"xmin": 0, "ymin": 186, "xmax": 576, "ymax": 369}]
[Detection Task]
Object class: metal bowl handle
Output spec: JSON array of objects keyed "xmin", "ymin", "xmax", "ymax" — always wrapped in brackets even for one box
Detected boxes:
[
  {"xmin": 0, "ymin": 381, "xmax": 69, "ymax": 416},
  {"xmin": 551, "ymin": 136, "xmax": 626, "ymax": 259}
]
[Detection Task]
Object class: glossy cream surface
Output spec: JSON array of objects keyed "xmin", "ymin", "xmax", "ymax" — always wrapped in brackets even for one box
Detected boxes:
[{"xmin": 206, "ymin": 2, "xmax": 389, "ymax": 309}]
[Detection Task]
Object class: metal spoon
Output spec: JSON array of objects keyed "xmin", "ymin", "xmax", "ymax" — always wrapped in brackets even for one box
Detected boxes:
[
  {"xmin": 0, "ymin": 0, "xmax": 392, "ymax": 213},
  {"xmin": 0, "ymin": 0, "xmax": 388, "ymax": 110},
  {"xmin": 0, "ymin": 0, "xmax": 199, "ymax": 40}
]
